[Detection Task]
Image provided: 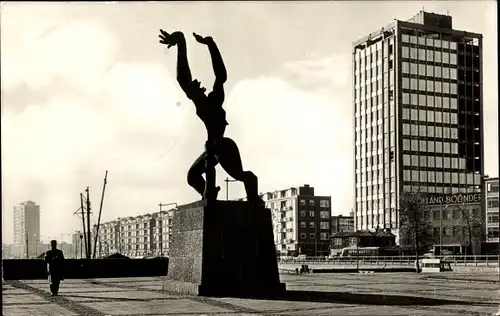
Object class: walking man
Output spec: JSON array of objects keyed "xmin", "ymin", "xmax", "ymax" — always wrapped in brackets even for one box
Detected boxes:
[{"xmin": 44, "ymin": 240, "xmax": 65, "ymax": 296}]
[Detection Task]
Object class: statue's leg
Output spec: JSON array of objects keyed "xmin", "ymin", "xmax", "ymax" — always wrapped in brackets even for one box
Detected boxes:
[
  {"xmin": 187, "ymin": 151, "xmax": 208, "ymax": 196},
  {"xmin": 217, "ymin": 137, "xmax": 264, "ymax": 204}
]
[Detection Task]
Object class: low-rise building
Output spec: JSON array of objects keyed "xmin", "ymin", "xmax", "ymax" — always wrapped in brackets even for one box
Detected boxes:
[
  {"xmin": 331, "ymin": 213, "xmax": 355, "ymax": 236},
  {"xmin": 330, "ymin": 230, "xmax": 396, "ymax": 252},
  {"xmin": 484, "ymin": 177, "xmax": 499, "ymax": 253},
  {"xmin": 420, "ymin": 192, "xmax": 483, "ymax": 255}
]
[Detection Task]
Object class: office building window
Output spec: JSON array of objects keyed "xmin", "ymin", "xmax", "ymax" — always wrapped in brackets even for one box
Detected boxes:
[
  {"xmin": 435, "ymin": 66, "xmax": 442, "ymax": 77},
  {"xmin": 435, "ymin": 111, "xmax": 442, "ymax": 123},
  {"xmin": 426, "ymin": 50, "xmax": 434, "ymax": 62},
  {"xmin": 403, "ymin": 123, "xmax": 410, "ymax": 135},
  {"xmin": 451, "ymin": 113, "xmax": 458, "ymax": 124},
  {"xmin": 442, "ymin": 67, "xmax": 450, "ymax": 79},
  {"xmin": 427, "ymin": 141, "xmax": 435, "ymax": 152},
  {"xmin": 427, "ymin": 95, "xmax": 434, "ymax": 107},
  {"xmin": 403, "ymin": 93, "xmax": 410, "ymax": 104},
  {"xmin": 402, "ymin": 46, "xmax": 409, "ymax": 58},
  {"xmin": 450, "ymin": 83, "xmax": 457, "ymax": 95},
  {"xmin": 435, "ymin": 81, "xmax": 442, "ymax": 93},
  {"xmin": 450, "ymin": 53, "xmax": 457, "ymax": 65},
  {"xmin": 320, "ymin": 222, "xmax": 330, "ymax": 230},
  {"xmin": 450, "ymin": 68, "xmax": 457, "ymax": 80},
  {"xmin": 426, "ymin": 80, "xmax": 434, "ymax": 93},
  {"xmin": 435, "ymin": 97, "xmax": 442, "ymax": 108},
  {"xmin": 419, "ymin": 140, "xmax": 427, "ymax": 151},
  {"xmin": 410, "ymin": 48, "xmax": 417, "ymax": 59},
  {"xmin": 403, "ymin": 139, "xmax": 410, "ymax": 150},
  {"xmin": 402, "ymin": 62, "xmax": 409, "ymax": 73},
  {"xmin": 442, "ymin": 52, "xmax": 449, "ymax": 64},
  {"xmin": 419, "ymin": 95, "xmax": 426, "ymax": 106},
  {"xmin": 403, "ymin": 78, "xmax": 410, "ymax": 89},
  {"xmin": 309, "ymin": 233, "xmax": 315, "ymax": 239},
  {"xmin": 418, "ymin": 48, "xmax": 426, "ymax": 60},
  {"xmin": 418, "ymin": 79, "xmax": 426, "ymax": 92},
  {"xmin": 411, "ymin": 93, "xmax": 418, "ymax": 105},
  {"xmin": 434, "ymin": 51, "xmax": 442, "ymax": 63},
  {"xmin": 443, "ymin": 82, "xmax": 450, "ymax": 94},
  {"xmin": 443, "ymin": 97, "xmax": 450, "ymax": 109},
  {"xmin": 419, "ymin": 125, "xmax": 427, "ymax": 136},
  {"xmin": 410, "ymin": 63, "xmax": 418, "ymax": 75},
  {"xmin": 426, "ymin": 65, "xmax": 434, "ymax": 76},
  {"xmin": 427, "ymin": 111, "xmax": 434, "ymax": 122}
]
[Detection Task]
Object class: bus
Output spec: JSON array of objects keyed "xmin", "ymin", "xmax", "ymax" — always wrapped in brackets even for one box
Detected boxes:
[
  {"xmin": 340, "ymin": 247, "xmax": 381, "ymax": 257},
  {"xmin": 337, "ymin": 245, "xmax": 418, "ymax": 258}
]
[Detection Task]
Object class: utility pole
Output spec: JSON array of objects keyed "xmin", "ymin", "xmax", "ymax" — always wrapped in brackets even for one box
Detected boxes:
[
  {"xmin": 224, "ymin": 177, "xmax": 237, "ymax": 201},
  {"xmin": 79, "ymin": 194, "xmax": 88, "ymax": 259},
  {"xmin": 85, "ymin": 187, "xmax": 91, "ymax": 259},
  {"xmin": 93, "ymin": 171, "xmax": 108, "ymax": 259}
]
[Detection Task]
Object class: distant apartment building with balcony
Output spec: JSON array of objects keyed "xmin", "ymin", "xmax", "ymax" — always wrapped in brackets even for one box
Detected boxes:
[
  {"xmin": 76, "ymin": 207, "xmax": 175, "ymax": 258},
  {"xmin": 240, "ymin": 184, "xmax": 332, "ymax": 257}
]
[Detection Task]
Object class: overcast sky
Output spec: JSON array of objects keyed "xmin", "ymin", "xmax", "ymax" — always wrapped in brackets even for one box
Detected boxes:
[{"xmin": 1, "ymin": 1, "xmax": 497, "ymax": 244}]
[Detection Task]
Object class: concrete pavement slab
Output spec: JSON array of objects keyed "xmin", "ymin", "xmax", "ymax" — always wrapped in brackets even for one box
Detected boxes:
[
  {"xmin": 79, "ymin": 299, "xmax": 233, "ymax": 315},
  {"xmin": 2, "ymin": 303, "xmax": 79, "ymax": 316},
  {"xmin": 3, "ymin": 293, "xmax": 49, "ymax": 304},
  {"xmin": 3, "ymin": 273, "xmax": 499, "ymax": 316}
]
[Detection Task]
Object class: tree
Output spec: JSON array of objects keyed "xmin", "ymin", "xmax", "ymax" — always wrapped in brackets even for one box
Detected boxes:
[
  {"xmin": 456, "ymin": 204, "xmax": 484, "ymax": 255},
  {"xmin": 398, "ymin": 189, "xmax": 433, "ymax": 273}
]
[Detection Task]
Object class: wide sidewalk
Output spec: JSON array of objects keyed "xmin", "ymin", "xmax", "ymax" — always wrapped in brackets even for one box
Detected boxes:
[{"xmin": 3, "ymin": 272, "xmax": 500, "ymax": 316}]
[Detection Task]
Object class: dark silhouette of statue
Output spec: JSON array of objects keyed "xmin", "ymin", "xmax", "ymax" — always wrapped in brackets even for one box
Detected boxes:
[{"xmin": 159, "ymin": 30, "xmax": 264, "ymax": 205}]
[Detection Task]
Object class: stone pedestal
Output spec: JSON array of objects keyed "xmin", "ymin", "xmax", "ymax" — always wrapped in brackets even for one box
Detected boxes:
[{"xmin": 162, "ymin": 200, "xmax": 286, "ymax": 297}]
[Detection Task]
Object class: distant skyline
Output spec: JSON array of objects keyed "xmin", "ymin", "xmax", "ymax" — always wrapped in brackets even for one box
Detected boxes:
[{"xmin": 1, "ymin": 2, "xmax": 498, "ymax": 244}]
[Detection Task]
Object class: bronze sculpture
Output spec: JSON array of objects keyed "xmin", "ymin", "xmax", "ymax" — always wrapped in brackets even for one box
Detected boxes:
[{"xmin": 159, "ymin": 30, "xmax": 264, "ymax": 205}]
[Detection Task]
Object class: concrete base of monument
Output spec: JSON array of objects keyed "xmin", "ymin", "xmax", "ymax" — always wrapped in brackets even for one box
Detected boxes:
[{"xmin": 162, "ymin": 200, "xmax": 286, "ymax": 298}]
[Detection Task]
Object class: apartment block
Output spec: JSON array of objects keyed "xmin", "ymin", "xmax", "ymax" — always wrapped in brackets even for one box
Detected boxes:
[{"xmin": 248, "ymin": 184, "xmax": 332, "ymax": 257}]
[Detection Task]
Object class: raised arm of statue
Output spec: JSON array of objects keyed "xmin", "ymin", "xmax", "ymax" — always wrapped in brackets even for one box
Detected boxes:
[
  {"xmin": 193, "ymin": 33, "xmax": 226, "ymax": 104},
  {"xmin": 159, "ymin": 30, "xmax": 202, "ymax": 100}
]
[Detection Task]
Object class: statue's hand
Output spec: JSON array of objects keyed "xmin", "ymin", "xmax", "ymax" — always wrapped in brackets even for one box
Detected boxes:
[
  {"xmin": 159, "ymin": 30, "xmax": 183, "ymax": 48},
  {"xmin": 193, "ymin": 33, "xmax": 213, "ymax": 45}
]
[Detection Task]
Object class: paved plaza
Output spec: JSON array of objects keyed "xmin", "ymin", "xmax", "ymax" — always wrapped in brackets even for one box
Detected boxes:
[{"xmin": 3, "ymin": 273, "xmax": 499, "ymax": 316}]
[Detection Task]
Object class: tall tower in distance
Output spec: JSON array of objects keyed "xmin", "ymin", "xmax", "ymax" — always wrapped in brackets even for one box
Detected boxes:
[
  {"xmin": 13, "ymin": 201, "xmax": 41, "ymax": 257},
  {"xmin": 353, "ymin": 11, "xmax": 484, "ymax": 239}
]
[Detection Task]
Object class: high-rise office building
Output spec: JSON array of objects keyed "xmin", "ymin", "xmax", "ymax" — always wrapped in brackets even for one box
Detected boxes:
[
  {"xmin": 353, "ymin": 11, "xmax": 484, "ymax": 239},
  {"xmin": 13, "ymin": 201, "xmax": 41, "ymax": 258}
]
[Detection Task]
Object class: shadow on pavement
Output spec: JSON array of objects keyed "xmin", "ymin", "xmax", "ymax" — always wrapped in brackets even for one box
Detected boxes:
[{"xmin": 249, "ymin": 290, "xmax": 476, "ymax": 306}]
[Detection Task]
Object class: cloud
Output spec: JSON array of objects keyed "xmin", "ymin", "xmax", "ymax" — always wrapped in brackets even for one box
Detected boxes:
[
  {"xmin": 225, "ymin": 76, "xmax": 353, "ymax": 207},
  {"xmin": 282, "ymin": 54, "xmax": 352, "ymax": 91},
  {"xmin": 1, "ymin": 6, "xmax": 190, "ymax": 243}
]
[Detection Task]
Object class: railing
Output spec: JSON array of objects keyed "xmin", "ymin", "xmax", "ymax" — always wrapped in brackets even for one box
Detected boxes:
[{"xmin": 278, "ymin": 255, "xmax": 500, "ymax": 267}]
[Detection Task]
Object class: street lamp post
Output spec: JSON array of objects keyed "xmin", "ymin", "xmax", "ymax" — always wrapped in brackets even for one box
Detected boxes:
[{"xmin": 224, "ymin": 177, "xmax": 237, "ymax": 201}]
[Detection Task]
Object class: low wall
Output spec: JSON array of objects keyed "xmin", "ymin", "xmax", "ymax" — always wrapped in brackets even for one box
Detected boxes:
[{"xmin": 2, "ymin": 258, "xmax": 169, "ymax": 280}]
